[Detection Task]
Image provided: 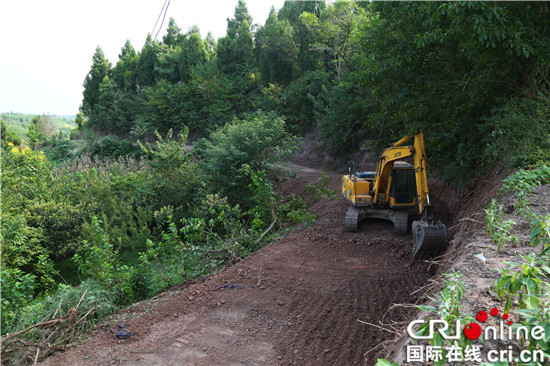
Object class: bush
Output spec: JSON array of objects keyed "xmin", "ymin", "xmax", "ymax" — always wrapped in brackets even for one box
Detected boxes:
[
  {"xmin": 73, "ymin": 217, "xmax": 120, "ymax": 288},
  {"xmin": 305, "ymin": 172, "xmax": 339, "ymax": 200},
  {"xmin": 5, "ymin": 279, "xmax": 118, "ymax": 335},
  {"xmin": 26, "ymin": 201, "xmax": 86, "ymax": 256},
  {"xmin": 1, "ymin": 268, "xmax": 36, "ymax": 332},
  {"xmin": 91, "ymin": 135, "xmax": 141, "ymax": 158},
  {"xmin": 277, "ymin": 194, "xmax": 317, "ymax": 225},
  {"xmin": 194, "ymin": 110, "xmax": 300, "ymax": 205}
]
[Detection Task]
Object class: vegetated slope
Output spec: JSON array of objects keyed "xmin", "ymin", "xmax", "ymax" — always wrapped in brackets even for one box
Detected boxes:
[{"xmin": 42, "ymin": 167, "xmax": 444, "ymax": 366}]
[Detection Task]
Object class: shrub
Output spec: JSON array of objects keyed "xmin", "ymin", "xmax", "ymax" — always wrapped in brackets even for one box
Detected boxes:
[
  {"xmin": 306, "ymin": 172, "xmax": 339, "ymax": 200},
  {"xmin": 73, "ymin": 217, "xmax": 119, "ymax": 288},
  {"xmin": 1, "ymin": 268, "xmax": 36, "ymax": 332},
  {"xmin": 277, "ymin": 194, "xmax": 317, "ymax": 225},
  {"xmin": 194, "ymin": 110, "xmax": 300, "ymax": 205}
]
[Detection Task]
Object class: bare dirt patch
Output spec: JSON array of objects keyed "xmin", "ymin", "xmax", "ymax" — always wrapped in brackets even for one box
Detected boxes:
[{"xmin": 42, "ymin": 167, "xmax": 444, "ymax": 366}]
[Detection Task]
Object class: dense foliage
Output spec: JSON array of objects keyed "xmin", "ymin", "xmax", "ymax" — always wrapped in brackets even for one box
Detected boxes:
[
  {"xmin": 2, "ymin": 1, "xmax": 550, "ymax": 352},
  {"xmin": 0, "ymin": 110, "xmax": 309, "ymax": 336}
]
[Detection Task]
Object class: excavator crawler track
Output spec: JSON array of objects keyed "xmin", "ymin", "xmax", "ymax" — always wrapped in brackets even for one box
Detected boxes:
[
  {"xmin": 393, "ymin": 210, "xmax": 408, "ymax": 235},
  {"xmin": 345, "ymin": 206, "xmax": 362, "ymax": 232}
]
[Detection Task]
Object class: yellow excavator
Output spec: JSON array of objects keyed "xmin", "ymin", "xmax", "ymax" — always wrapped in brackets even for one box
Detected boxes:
[{"xmin": 341, "ymin": 132, "xmax": 447, "ymax": 257}]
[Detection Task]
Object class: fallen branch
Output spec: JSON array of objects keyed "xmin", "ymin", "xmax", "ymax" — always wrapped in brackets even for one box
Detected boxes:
[
  {"xmin": 255, "ymin": 204, "xmax": 280, "ymax": 246},
  {"xmin": 1, "ymin": 289, "xmax": 89, "ymax": 363},
  {"xmin": 76, "ymin": 307, "xmax": 95, "ymax": 325},
  {"xmin": 363, "ymin": 340, "xmax": 394, "ymax": 357},
  {"xmin": 1, "ymin": 319, "xmax": 65, "ymax": 352},
  {"xmin": 357, "ymin": 319, "xmax": 401, "ymax": 336}
]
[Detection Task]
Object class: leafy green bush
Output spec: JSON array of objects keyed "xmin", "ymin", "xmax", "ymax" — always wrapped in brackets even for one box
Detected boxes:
[
  {"xmin": 306, "ymin": 172, "xmax": 339, "ymax": 200},
  {"xmin": 73, "ymin": 217, "xmax": 120, "ymax": 288},
  {"xmin": 277, "ymin": 194, "xmax": 317, "ymax": 225},
  {"xmin": 194, "ymin": 110, "xmax": 300, "ymax": 205},
  {"xmin": 91, "ymin": 135, "xmax": 141, "ymax": 158},
  {"xmin": 138, "ymin": 127, "xmax": 190, "ymax": 177},
  {"xmin": 501, "ymin": 163, "xmax": 550, "ymax": 195},
  {"xmin": 1, "ymin": 268, "xmax": 36, "ymax": 332},
  {"xmin": 1, "ymin": 120, "xmax": 22, "ymax": 145},
  {"xmin": 26, "ymin": 201, "xmax": 86, "ymax": 256},
  {"xmin": 494, "ymin": 253, "xmax": 549, "ymax": 313}
]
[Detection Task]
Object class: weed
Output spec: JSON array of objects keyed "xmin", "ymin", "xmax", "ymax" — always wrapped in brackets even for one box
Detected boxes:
[
  {"xmin": 494, "ymin": 253, "xmax": 550, "ymax": 313},
  {"xmin": 413, "ymin": 272, "xmax": 474, "ymax": 365},
  {"xmin": 485, "ymin": 199, "xmax": 519, "ymax": 252},
  {"xmin": 530, "ymin": 214, "xmax": 550, "ymax": 256}
]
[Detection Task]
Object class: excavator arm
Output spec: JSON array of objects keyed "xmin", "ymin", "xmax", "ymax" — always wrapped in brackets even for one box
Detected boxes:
[
  {"xmin": 413, "ymin": 132, "xmax": 429, "ymax": 216},
  {"xmin": 410, "ymin": 132, "xmax": 447, "ymax": 257},
  {"xmin": 372, "ymin": 132, "xmax": 431, "ymax": 215}
]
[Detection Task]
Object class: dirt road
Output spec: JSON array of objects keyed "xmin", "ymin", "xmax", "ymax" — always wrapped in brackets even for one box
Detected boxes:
[{"xmin": 43, "ymin": 168, "xmax": 435, "ymax": 366}]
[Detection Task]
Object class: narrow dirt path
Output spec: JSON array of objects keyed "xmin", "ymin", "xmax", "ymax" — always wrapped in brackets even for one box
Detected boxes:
[{"xmin": 42, "ymin": 168, "xmax": 433, "ymax": 366}]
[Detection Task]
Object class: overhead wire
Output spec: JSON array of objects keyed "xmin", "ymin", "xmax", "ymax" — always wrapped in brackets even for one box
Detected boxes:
[
  {"xmin": 153, "ymin": 0, "xmax": 171, "ymax": 43},
  {"xmin": 120, "ymin": 0, "xmax": 171, "ymax": 96},
  {"xmin": 151, "ymin": 0, "xmax": 170, "ymax": 43}
]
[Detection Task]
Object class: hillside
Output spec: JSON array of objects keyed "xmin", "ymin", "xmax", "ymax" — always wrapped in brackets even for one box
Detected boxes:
[
  {"xmin": 1, "ymin": 112, "xmax": 75, "ymax": 139},
  {"xmin": 1, "ymin": 1, "xmax": 549, "ymax": 365}
]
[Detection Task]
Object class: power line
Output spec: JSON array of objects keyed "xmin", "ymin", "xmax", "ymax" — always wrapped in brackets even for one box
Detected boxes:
[
  {"xmin": 153, "ymin": 0, "xmax": 171, "ymax": 43},
  {"xmin": 122, "ymin": 0, "xmax": 171, "ymax": 93},
  {"xmin": 151, "ymin": 0, "xmax": 171, "ymax": 43}
]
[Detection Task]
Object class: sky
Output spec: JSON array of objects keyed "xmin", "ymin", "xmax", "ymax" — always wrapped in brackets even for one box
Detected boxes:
[{"xmin": 0, "ymin": 0, "xmax": 286, "ymax": 116}]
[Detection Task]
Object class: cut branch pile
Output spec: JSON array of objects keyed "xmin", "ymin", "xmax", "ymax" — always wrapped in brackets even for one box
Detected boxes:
[{"xmin": 1, "ymin": 290, "xmax": 94, "ymax": 365}]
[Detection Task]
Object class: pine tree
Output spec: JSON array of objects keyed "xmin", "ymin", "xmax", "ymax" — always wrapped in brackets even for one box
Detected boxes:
[
  {"xmin": 217, "ymin": 1, "xmax": 254, "ymax": 74},
  {"xmin": 112, "ymin": 40, "xmax": 138, "ymax": 89},
  {"xmin": 163, "ymin": 18, "xmax": 183, "ymax": 47},
  {"xmin": 180, "ymin": 32, "xmax": 208, "ymax": 81},
  {"xmin": 82, "ymin": 47, "xmax": 112, "ymax": 116}
]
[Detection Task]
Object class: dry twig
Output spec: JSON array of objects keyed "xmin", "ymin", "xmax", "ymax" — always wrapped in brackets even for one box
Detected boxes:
[{"xmin": 357, "ymin": 319, "xmax": 401, "ymax": 336}]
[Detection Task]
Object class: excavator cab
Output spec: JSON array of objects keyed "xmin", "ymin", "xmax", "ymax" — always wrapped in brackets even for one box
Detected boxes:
[{"xmin": 388, "ymin": 162, "xmax": 416, "ymax": 206}]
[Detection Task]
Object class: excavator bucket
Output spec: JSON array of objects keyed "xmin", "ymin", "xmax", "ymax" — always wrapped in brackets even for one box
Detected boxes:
[{"xmin": 412, "ymin": 220, "xmax": 447, "ymax": 258}]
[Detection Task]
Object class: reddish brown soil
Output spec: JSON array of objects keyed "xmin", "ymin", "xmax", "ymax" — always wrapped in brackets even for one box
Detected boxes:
[{"xmin": 42, "ymin": 168, "xmax": 438, "ymax": 366}]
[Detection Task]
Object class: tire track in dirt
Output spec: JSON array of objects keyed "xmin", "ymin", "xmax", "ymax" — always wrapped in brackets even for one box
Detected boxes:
[{"xmin": 42, "ymin": 168, "xmax": 435, "ymax": 366}]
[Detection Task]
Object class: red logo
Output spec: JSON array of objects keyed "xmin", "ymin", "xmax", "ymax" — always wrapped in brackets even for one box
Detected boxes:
[{"xmin": 465, "ymin": 307, "xmax": 512, "ymax": 340}]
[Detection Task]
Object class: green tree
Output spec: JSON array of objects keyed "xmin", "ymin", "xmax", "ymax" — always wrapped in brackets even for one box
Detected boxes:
[
  {"xmin": 180, "ymin": 32, "xmax": 208, "ymax": 82},
  {"xmin": 112, "ymin": 40, "xmax": 138, "ymax": 89},
  {"xmin": 278, "ymin": 1, "xmax": 325, "ymax": 73},
  {"xmin": 227, "ymin": 0, "xmax": 252, "ymax": 39},
  {"xmin": 194, "ymin": 111, "xmax": 299, "ymax": 205},
  {"xmin": 82, "ymin": 46, "xmax": 112, "ymax": 116},
  {"xmin": 163, "ymin": 18, "xmax": 183, "ymax": 47},
  {"xmin": 135, "ymin": 35, "xmax": 161, "ymax": 87},
  {"xmin": 1, "ymin": 120, "xmax": 22, "ymax": 145},
  {"xmin": 91, "ymin": 76, "xmax": 117, "ymax": 131},
  {"xmin": 217, "ymin": 1, "xmax": 254, "ymax": 74},
  {"xmin": 256, "ymin": 7, "xmax": 298, "ymax": 85},
  {"xmin": 74, "ymin": 111, "xmax": 86, "ymax": 130},
  {"xmin": 301, "ymin": 1, "xmax": 366, "ymax": 78},
  {"xmin": 26, "ymin": 116, "xmax": 44, "ymax": 149},
  {"xmin": 156, "ymin": 45, "xmax": 183, "ymax": 84}
]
